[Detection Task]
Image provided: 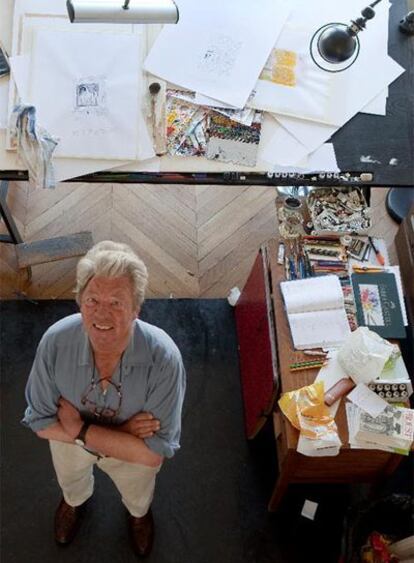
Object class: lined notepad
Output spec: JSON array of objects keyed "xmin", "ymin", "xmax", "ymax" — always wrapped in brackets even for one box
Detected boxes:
[{"xmin": 280, "ymin": 275, "xmax": 351, "ymax": 350}]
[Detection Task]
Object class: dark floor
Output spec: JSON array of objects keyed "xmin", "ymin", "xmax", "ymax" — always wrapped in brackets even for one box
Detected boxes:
[{"xmin": 1, "ymin": 300, "xmax": 412, "ymax": 563}]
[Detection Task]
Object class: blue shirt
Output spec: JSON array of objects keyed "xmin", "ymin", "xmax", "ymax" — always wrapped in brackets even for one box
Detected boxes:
[{"xmin": 22, "ymin": 314, "xmax": 186, "ymax": 458}]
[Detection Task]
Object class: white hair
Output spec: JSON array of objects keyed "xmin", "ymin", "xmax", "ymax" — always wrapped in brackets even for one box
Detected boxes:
[{"xmin": 75, "ymin": 241, "xmax": 148, "ymax": 308}]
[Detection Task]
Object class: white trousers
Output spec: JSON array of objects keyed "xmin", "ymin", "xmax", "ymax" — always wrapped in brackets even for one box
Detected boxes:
[{"xmin": 49, "ymin": 440, "xmax": 161, "ymax": 517}]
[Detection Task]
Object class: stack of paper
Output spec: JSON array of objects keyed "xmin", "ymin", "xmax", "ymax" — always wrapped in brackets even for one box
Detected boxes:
[
  {"xmin": 346, "ymin": 403, "xmax": 414, "ymax": 455},
  {"xmin": 4, "ymin": 0, "xmax": 156, "ymax": 183},
  {"xmin": 3, "ymin": 0, "xmax": 407, "ymax": 181},
  {"xmin": 144, "ymin": 0, "xmax": 404, "ymax": 171}
]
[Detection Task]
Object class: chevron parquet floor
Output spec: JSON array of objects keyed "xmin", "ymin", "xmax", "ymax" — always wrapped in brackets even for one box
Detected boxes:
[{"xmin": 0, "ymin": 181, "xmax": 279, "ymax": 299}]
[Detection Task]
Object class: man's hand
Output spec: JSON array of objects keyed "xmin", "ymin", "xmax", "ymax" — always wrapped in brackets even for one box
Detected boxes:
[
  {"xmin": 57, "ymin": 398, "xmax": 83, "ymax": 440},
  {"xmin": 119, "ymin": 412, "xmax": 160, "ymax": 439}
]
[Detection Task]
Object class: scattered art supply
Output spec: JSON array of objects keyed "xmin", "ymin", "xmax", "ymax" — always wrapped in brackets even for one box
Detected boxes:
[
  {"xmin": 303, "ymin": 350, "xmax": 327, "ymax": 357},
  {"xmin": 289, "ymin": 360, "xmax": 327, "ymax": 372},
  {"xmin": 166, "ymin": 91, "xmax": 209, "ymax": 156},
  {"xmin": 368, "ymin": 236, "xmax": 385, "ymax": 266},
  {"xmin": 324, "ymin": 377, "xmax": 355, "ymax": 406},
  {"xmin": 307, "ymin": 188, "xmax": 371, "ymax": 233},
  {"xmin": 148, "ymin": 81, "xmax": 167, "ymax": 156},
  {"xmin": 206, "ymin": 111, "xmax": 262, "ymax": 166},
  {"xmin": 368, "ymin": 381, "xmax": 411, "ymax": 402}
]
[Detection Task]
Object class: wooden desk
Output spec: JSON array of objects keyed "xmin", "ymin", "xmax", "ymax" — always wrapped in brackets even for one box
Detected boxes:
[{"xmin": 235, "ymin": 239, "xmax": 404, "ymax": 512}]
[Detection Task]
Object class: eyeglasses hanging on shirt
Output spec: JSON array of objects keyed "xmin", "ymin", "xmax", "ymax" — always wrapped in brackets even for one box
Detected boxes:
[{"xmin": 81, "ymin": 354, "xmax": 124, "ymax": 422}]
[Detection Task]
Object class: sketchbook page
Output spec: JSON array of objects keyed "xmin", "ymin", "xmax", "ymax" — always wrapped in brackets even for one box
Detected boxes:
[
  {"xmin": 280, "ymin": 275, "xmax": 344, "ymax": 315},
  {"xmin": 28, "ymin": 29, "xmax": 141, "ymax": 160},
  {"xmin": 144, "ymin": 0, "xmax": 291, "ymax": 109},
  {"xmin": 288, "ymin": 308, "xmax": 351, "ymax": 350},
  {"xmin": 249, "ymin": 22, "xmax": 335, "ymax": 123}
]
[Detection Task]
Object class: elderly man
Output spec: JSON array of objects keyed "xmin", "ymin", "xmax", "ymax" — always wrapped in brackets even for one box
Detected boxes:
[{"xmin": 22, "ymin": 241, "xmax": 186, "ymax": 558}]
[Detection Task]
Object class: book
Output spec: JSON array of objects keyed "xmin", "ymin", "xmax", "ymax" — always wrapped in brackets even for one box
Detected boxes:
[
  {"xmin": 346, "ymin": 403, "xmax": 413, "ymax": 455},
  {"xmin": 353, "ymin": 403, "xmax": 414, "ymax": 453},
  {"xmin": 351, "ymin": 272, "xmax": 406, "ymax": 339},
  {"xmin": 280, "ymin": 275, "xmax": 351, "ymax": 350}
]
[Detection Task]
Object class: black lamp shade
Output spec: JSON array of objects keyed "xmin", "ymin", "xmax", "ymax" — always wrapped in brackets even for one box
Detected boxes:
[{"xmin": 318, "ymin": 26, "xmax": 358, "ymax": 63}]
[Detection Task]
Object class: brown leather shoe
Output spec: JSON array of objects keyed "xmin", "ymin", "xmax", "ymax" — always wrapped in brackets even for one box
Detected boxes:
[
  {"xmin": 54, "ymin": 497, "xmax": 88, "ymax": 545},
  {"xmin": 128, "ymin": 509, "xmax": 154, "ymax": 557}
]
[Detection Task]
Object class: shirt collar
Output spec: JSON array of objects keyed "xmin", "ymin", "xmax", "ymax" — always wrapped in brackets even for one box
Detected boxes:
[{"xmin": 78, "ymin": 320, "xmax": 153, "ymax": 367}]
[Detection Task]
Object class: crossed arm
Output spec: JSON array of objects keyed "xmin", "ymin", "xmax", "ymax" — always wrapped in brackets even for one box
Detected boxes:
[{"xmin": 36, "ymin": 398, "xmax": 163, "ymax": 468}]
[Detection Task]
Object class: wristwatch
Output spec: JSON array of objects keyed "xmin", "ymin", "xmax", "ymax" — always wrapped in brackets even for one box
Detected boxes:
[{"xmin": 74, "ymin": 421, "xmax": 91, "ymax": 447}]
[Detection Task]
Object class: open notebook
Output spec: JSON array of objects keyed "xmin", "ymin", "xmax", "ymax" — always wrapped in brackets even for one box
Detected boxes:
[{"xmin": 280, "ymin": 275, "xmax": 351, "ymax": 350}]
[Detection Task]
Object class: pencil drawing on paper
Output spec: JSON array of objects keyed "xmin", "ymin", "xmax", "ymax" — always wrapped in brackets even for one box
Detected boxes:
[
  {"xmin": 74, "ymin": 76, "xmax": 106, "ymax": 114},
  {"xmin": 197, "ymin": 34, "xmax": 242, "ymax": 77}
]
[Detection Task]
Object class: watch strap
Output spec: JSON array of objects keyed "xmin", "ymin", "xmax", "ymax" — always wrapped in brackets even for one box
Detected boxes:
[{"xmin": 75, "ymin": 421, "xmax": 91, "ymax": 444}]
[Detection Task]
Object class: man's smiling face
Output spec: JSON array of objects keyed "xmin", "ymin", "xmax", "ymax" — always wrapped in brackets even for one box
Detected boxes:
[{"xmin": 80, "ymin": 275, "xmax": 138, "ymax": 356}]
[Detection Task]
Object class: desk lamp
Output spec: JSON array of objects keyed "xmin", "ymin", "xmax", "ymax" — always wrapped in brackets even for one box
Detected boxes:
[
  {"xmin": 67, "ymin": 0, "xmax": 179, "ymax": 24},
  {"xmin": 310, "ymin": 0, "xmax": 383, "ymax": 72}
]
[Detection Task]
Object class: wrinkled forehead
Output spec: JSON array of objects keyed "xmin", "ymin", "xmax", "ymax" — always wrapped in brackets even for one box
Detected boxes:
[{"xmin": 83, "ymin": 275, "xmax": 134, "ymax": 299}]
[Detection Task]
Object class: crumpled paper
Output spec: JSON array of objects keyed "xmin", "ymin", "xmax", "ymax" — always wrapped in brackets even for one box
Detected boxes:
[
  {"xmin": 278, "ymin": 381, "xmax": 341, "ymax": 456},
  {"xmin": 337, "ymin": 327, "xmax": 394, "ymax": 384}
]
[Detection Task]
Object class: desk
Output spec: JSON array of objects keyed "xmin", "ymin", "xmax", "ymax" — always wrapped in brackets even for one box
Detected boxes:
[
  {"xmin": 235, "ymin": 239, "xmax": 404, "ymax": 511},
  {"xmin": 0, "ymin": 0, "xmax": 413, "ymax": 186}
]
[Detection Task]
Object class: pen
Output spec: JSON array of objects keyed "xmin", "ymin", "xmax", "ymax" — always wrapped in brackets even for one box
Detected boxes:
[
  {"xmin": 368, "ymin": 236, "xmax": 385, "ymax": 266},
  {"xmin": 289, "ymin": 362, "xmax": 327, "ymax": 372},
  {"xmin": 289, "ymin": 358, "xmax": 328, "ymax": 369},
  {"xmin": 352, "ymin": 266, "xmax": 384, "ymax": 273}
]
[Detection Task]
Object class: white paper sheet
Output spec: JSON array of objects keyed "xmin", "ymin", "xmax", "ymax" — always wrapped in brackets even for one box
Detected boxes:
[
  {"xmin": 361, "ymin": 89, "xmax": 387, "ymax": 116},
  {"xmin": 257, "ymin": 114, "xmax": 340, "ymax": 171},
  {"xmin": 194, "ymin": 93, "xmax": 237, "ymax": 109},
  {"xmin": 0, "ymin": 76, "xmax": 8, "ymax": 129},
  {"xmin": 301, "ymin": 500, "xmax": 318, "ymax": 520},
  {"xmin": 249, "ymin": 22, "xmax": 335, "ymax": 123},
  {"xmin": 251, "ymin": 0, "xmax": 394, "ymax": 125},
  {"xmin": 347, "ymin": 383, "xmax": 388, "ymax": 418},
  {"xmin": 9, "ymin": 55, "xmax": 30, "ymax": 103},
  {"xmin": 7, "ymin": 13, "xmax": 154, "ymax": 178},
  {"xmin": 28, "ymin": 29, "xmax": 141, "ymax": 160},
  {"xmin": 258, "ymin": 113, "xmax": 309, "ymax": 167},
  {"xmin": 275, "ymin": 2, "xmax": 404, "ymax": 149},
  {"xmin": 9, "ymin": 52, "xmax": 135, "ymax": 181},
  {"xmin": 144, "ymin": 0, "xmax": 291, "ymax": 108}
]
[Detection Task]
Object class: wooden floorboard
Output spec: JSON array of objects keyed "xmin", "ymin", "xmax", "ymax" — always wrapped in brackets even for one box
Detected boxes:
[{"xmin": 0, "ymin": 185, "xmax": 399, "ymax": 299}]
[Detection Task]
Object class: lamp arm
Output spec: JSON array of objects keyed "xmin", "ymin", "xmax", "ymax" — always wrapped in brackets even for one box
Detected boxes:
[{"xmin": 348, "ymin": 0, "xmax": 384, "ymax": 36}]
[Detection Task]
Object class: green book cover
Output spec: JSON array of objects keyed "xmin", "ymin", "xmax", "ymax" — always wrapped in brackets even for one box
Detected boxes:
[{"xmin": 351, "ymin": 272, "xmax": 406, "ymax": 339}]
